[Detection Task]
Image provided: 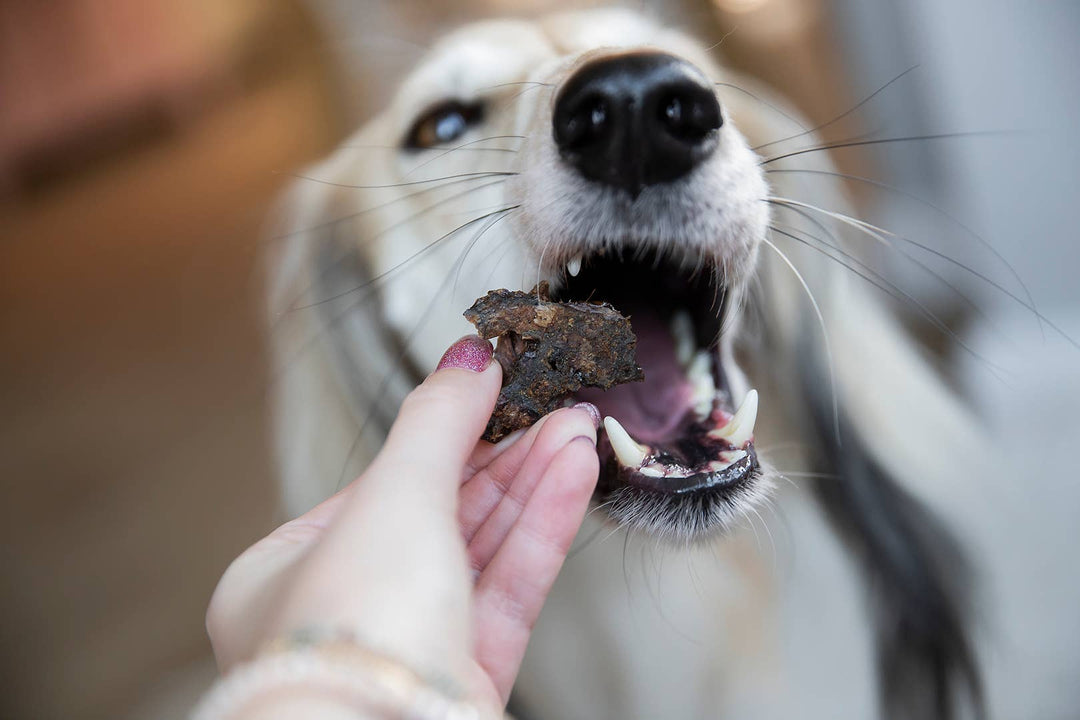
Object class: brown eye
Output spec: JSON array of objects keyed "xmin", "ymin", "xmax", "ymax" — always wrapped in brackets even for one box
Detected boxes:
[{"xmin": 404, "ymin": 100, "xmax": 484, "ymax": 149}]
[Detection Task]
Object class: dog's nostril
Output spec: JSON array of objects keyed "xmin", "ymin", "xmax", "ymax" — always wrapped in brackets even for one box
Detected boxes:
[
  {"xmin": 660, "ymin": 88, "xmax": 722, "ymax": 142},
  {"xmin": 558, "ymin": 97, "xmax": 609, "ymax": 149},
  {"xmin": 553, "ymin": 52, "xmax": 722, "ymax": 198}
]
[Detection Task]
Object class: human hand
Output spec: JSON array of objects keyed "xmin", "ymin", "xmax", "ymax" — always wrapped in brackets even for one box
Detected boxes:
[{"xmin": 204, "ymin": 335, "xmax": 601, "ymax": 718}]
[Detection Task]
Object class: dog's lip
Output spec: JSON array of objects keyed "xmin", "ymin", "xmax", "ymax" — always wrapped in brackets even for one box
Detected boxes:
[{"xmin": 602, "ymin": 443, "xmax": 759, "ymax": 495}]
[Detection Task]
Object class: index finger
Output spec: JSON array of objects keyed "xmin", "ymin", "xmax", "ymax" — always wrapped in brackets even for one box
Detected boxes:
[{"xmin": 358, "ymin": 335, "xmax": 503, "ymax": 513}]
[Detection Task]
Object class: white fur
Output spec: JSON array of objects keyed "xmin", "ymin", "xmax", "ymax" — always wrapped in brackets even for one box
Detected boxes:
[{"xmin": 268, "ymin": 9, "xmax": 1074, "ymax": 718}]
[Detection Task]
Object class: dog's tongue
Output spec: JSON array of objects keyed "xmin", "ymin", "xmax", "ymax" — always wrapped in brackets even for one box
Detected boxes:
[{"xmin": 575, "ymin": 310, "xmax": 692, "ymax": 443}]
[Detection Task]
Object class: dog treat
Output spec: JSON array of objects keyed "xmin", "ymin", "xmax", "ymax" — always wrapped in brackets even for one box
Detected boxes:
[{"xmin": 464, "ymin": 282, "xmax": 644, "ymax": 442}]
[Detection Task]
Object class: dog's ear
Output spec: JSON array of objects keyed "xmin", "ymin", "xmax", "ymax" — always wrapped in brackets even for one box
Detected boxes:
[{"xmin": 798, "ymin": 360, "xmax": 985, "ymax": 720}]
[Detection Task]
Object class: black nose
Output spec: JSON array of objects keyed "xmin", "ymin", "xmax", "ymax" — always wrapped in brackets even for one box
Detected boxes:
[{"xmin": 553, "ymin": 52, "xmax": 722, "ymax": 198}]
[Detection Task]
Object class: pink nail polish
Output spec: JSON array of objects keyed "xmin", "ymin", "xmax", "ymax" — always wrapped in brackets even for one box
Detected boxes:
[
  {"xmin": 572, "ymin": 401, "xmax": 602, "ymax": 429},
  {"xmin": 436, "ymin": 334, "xmax": 493, "ymax": 372}
]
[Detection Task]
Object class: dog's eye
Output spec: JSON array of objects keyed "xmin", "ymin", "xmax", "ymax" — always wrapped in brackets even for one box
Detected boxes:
[{"xmin": 404, "ymin": 100, "xmax": 484, "ymax": 149}]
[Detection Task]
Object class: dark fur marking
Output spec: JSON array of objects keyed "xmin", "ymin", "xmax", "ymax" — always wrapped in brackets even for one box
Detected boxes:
[{"xmin": 800, "ymin": 363, "xmax": 985, "ymax": 720}]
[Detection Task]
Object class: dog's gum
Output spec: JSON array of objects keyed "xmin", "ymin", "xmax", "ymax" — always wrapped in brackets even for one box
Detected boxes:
[{"xmin": 464, "ymin": 282, "xmax": 644, "ymax": 442}]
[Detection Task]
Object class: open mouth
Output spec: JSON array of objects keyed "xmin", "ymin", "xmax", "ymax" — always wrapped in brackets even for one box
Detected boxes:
[{"xmin": 548, "ymin": 248, "xmax": 761, "ymax": 524}]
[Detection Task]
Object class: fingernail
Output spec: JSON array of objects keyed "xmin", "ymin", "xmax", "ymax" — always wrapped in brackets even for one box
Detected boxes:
[
  {"xmin": 572, "ymin": 401, "xmax": 602, "ymax": 429},
  {"xmin": 436, "ymin": 334, "xmax": 493, "ymax": 373}
]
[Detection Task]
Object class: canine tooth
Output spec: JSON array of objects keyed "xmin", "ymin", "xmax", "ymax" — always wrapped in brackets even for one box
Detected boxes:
[
  {"xmin": 603, "ymin": 416, "xmax": 648, "ymax": 468},
  {"xmin": 639, "ymin": 465, "xmax": 666, "ymax": 477},
  {"xmin": 671, "ymin": 311, "xmax": 695, "ymax": 367},
  {"xmin": 567, "ymin": 255, "xmax": 583, "ymax": 277},
  {"xmin": 709, "ymin": 389, "xmax": 758, "ymax": 447}
]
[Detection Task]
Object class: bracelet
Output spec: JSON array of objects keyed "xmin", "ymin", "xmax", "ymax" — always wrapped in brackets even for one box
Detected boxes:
[{"xmin": 191, "ymin": 628, "xmax": 496, "ymax": 720}]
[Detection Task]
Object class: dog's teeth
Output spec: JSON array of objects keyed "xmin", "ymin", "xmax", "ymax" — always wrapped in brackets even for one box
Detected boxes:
[
  {"xmin": 709, "ymin": 389, "xmax": 758, "ymax": 448},
  {"xmin": 709, "ymin": 450, "xmax": 748, "ymax": 471},
  {"xmin": 567, "ymin": 255, "xmax": 583, "ymax": 277},
  {"xmin": 670, "ymin": 311, "xmax": 695, "ymax": 367},
  {"xmin": 687, "ymin": 351, "xmax": 716, "ymax": 416},
  {"xmin": 603, "ymin": 416, "xmax": 649, "ymax": 468}
]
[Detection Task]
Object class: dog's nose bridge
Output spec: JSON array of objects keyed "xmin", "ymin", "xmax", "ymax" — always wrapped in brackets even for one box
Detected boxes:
[{"xmin": 552, "ymin": 52, "xmax": 722, "ymax": 198}]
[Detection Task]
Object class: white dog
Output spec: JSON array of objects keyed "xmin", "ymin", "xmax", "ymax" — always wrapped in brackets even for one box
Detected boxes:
[{"xmin": 268, "ymin": 9, "xmax": 1074, "ymax": 719}]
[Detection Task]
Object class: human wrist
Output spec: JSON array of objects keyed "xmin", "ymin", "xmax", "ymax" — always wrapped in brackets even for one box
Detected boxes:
[
  {"xmin": 234, "ymin": 688, "xmax": 364, "ymax": 720},
  {"xmin": 191, "ymin": 628, "xmax": 491, "ymax": 720}
]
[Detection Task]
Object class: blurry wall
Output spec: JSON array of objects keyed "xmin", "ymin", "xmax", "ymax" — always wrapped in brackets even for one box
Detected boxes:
[{"xmin": 1, "ymin": 2, "xmax": 343, "ymax": 718}]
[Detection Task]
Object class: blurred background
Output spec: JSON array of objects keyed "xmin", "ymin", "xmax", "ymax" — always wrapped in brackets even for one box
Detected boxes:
[{"xmin": 1, "ymin": 1, "xmax": 1076, "ymax": 718}]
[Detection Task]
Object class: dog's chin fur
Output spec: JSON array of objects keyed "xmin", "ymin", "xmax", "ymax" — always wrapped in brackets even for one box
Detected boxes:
[{"xmin": 269, "ymin": 8, "xmax": 1000, "ymax": 719}]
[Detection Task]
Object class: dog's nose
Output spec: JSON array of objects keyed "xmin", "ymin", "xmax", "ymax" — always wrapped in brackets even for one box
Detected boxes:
[{"xmin": 553, "ymin": 52, "xmax": 722, "ymax": 198}]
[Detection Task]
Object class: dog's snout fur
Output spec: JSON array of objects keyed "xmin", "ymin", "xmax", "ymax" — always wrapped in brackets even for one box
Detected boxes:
[{"xmin": 553, "ymin": 52, "xmax": 722, "ymax": 197}]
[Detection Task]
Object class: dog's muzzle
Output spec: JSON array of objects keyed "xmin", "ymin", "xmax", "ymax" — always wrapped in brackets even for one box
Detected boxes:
[{"xmin": 539, "ymin": 53, "xmax": 762, "ymax": 536}]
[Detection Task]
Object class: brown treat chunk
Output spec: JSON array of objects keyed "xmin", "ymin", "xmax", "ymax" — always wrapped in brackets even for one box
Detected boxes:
[{"xmin": 464, "ymin": 282, "xmax": 644, "ymax": 442}]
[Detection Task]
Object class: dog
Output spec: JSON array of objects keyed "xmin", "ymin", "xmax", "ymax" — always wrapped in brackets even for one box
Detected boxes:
[{"xmin": 266, "ymin": 8, "xmax": 1071, "ymax": 719}]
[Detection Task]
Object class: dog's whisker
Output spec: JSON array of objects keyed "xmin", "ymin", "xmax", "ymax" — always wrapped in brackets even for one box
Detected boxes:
[
  {"xmin": 272, "ymin": 178, "xmax": 512, "ymax": 345},
  {"xmin": 768, "ymin": 197, "xmax": 1036, "ymax": 362},
  {"xmin": 534, "ymin": 238, "xmax": 553, "ymax": 299},
  {"xmin": 450, "ymin": 210, "xmax": 515, "ymax": 301},
  {"xmin": 702, "ymin": 24, "xmax": 740, "ymax": 53},
  {"xmin": 754, "ymin": 441, "xmax": 811, "ymax": 455},
  {"xmin": 749, "ymin": 504, "xmax": 777, "ymax": 564},
  {"xmin": 758, "ymin": 131, "xmax": 1008, "ymax": 166},
  {"xmin": 268, "ymin": 172, "xmax": 509, "ymax": 249},
  {"xmin": 774, "ymin": 469, "xmax": 841, "ymax": 479},
  {"xmin": 338, "ymin": 143, "xmax": 519, "ymax": 154},
  {"xmin": 441, "ymin": 201, "xmax": 527, "ymax": 218},
  {"xmin": 501, "ymin": 83, "xmax": 556, "ymax": 109},
  {"xmin": 479, "ymin": 235, "xmax": 519, "ymax": 289},
  {"xmin": 277, "ymin": 169, "xmax": 519, "ymax": 191},
  {"xmin": 768, "ymin": 222, "xmax": 1013, "ymax": 380},
  {"xmin": 403, "ymin": 135, "xmax": 527, "ymax": 178},
  {"xmin": 768, "ymin": 220, "xmax": 974, "ymax": 355},
  {"xmin": 765, "ymin": 166, "xmax": 1042, "ymax": 334},
  {"xmin": 565, "ymin": 520, "xmax": 609, "ymax": 560},
  {"xmin": 269, "ymin": 206, "xmax": 519, "ymax": 388},
  {"xmin": 481, "ymin": 81, "xmax": 555, "ymax": 90},
  {"xmin": 770, "ymin": 193, "xmax": 1077, "ymax": 350},
  {"xmin": 761, "ymin": 235, "xmax": 840, "ymax": 442},
  {"xmin": 767, "ymin": 198, "xmax": 1006, "ymax": 344},
  {"xmin": 321, "ymin": 205, "xmax": 519, "ymax": 308},
  {"xmin": 287, "ymin": 185, "xmax": 513, "ymax": 312},
  {"xmin": 713, "ymin": 80, "xmax": 807, "ymax": 131},
  {"xmin": 753, "ymin": 65, "xmax": 920, "ymax": 153},
  {"xmin": 772, "ymin": 471, "xmax": 801, "ymax": 490}
]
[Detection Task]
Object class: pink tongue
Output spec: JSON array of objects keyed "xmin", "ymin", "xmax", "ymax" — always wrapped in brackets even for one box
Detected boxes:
[{"xmin": 575, "ymin": 311, "xmax": 693, "ymax": 443}]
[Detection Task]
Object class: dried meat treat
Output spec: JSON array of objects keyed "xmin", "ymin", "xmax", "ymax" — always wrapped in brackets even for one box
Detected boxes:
[{"xmin": 464, "ymin": 282, "xmax": 644, "ymax": 442}]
